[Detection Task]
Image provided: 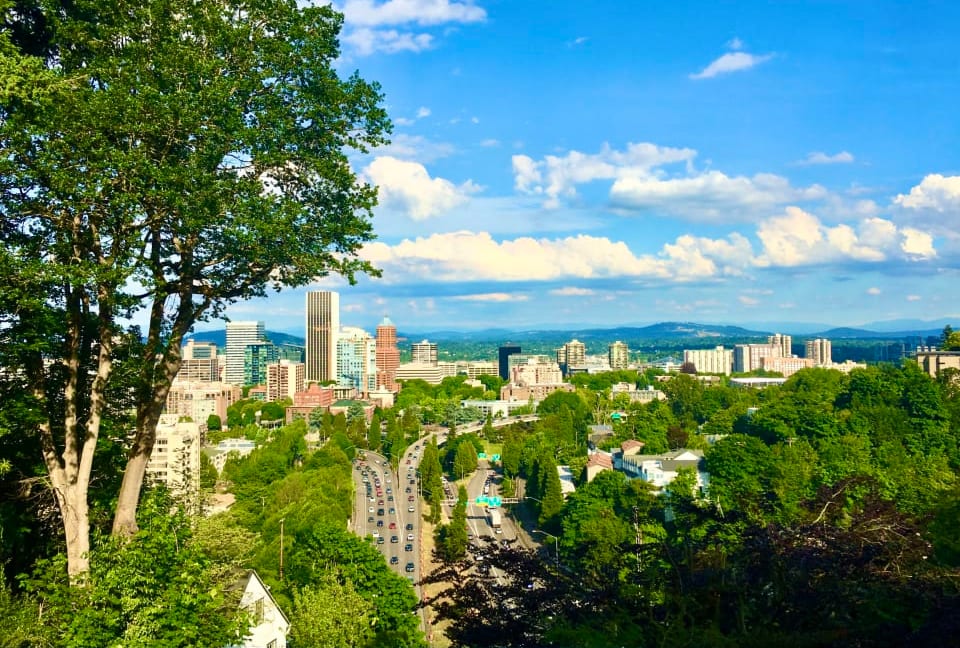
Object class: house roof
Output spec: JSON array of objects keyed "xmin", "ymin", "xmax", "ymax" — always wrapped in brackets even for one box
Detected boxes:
[
  {"xmin": 237, "ymin": 570, "xmax": 290, "ymax": 627},
  {"xmin": 587, "ymin": 453, "xmax": 613, "ymax": 469},
  {"xmin": 621, "ymin": 439, "xmax": 646, "ymax": 453}
]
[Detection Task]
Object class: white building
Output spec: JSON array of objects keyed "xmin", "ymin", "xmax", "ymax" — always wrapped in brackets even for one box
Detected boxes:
[
  {"xmin": 767, "ymin": 333, "xmax": 793, "ymax": 358},
  {"xmin": 396, "ymin": 362, "xmax": 445, "ymax": 384},
  {"xmin": 266, "ymin": 360, "xmax": 305, "ymax": 402},
  {"xmin": 608, "ymin": 341, "xmax": 630, "ymax": 370},
  {"xmin": 733, "ymin": 343, "xmax": 782, "ymax": 373},
  {"xmin": 147, "ymin": 414, "xmax": 200, "ymax": 496},
  {"xmin": 683, "ymin": 346, "xmax": 733, "ymax": 375},
  {"xmin": 619, "ymin": 449, "xmax": 709, "ymax": 495},
  {"xmin": 336, "ymin": 326, "xmax": 377, "ymax": 395},
  {"xmin": 411, "ymin": 339, "xmax": 438, "ymax": 364},
  {"xmin": 232, "ymin": 571, "xmax": 290, "ymax": 648},
  {"xmin": 205, "ymin": 438, "xmax": 257, "ymax": 473},
  {"xmin": 225, "ymin": 321, "xmax": 265, "ymax": 385},
  {"xmin": 166, "ymin": 381, "xmax": 242, "ymax": 422},
  {"xmin": 805, "ymin": 338, "xmax": 833, "ymax": 365}
]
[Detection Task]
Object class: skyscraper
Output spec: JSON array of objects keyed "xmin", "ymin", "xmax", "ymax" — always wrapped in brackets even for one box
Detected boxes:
[
  {"xmin": 498, "ymin": 344, "xmax": 521, "ymax": 380},
  {"xmin": 805, "ymin": 338, "xmax": 832, "ymax": 365},
  {"xmin": 768, "ymin": 333, "xmax": 793, "ymax": 358},
  {"xmin": 305, "ymin": 291, "xmax": 339, "ymax": 383},
  {"xmin": 556, "ymin": 339, "xmax": 586, "ymax": 375},
  {"xmin": 225, "ymin": 321, "xmax": 265, "ymax": 385},
  {"xmin": 376, "ymin": 316, "xmax": 400, "ymax": 392},
  {"xmin": 608, "ymin": 340, "xmax": 630, "ymax": 370},
  {"xmin": 244, "ymin": 341, "xmax": 278, "ymax": 387},
  {"xmin": 337, "ymin": 326, "xmax": 378, "ymax": 395}
]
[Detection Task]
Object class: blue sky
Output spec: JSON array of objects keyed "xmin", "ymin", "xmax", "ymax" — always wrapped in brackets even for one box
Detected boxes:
[{"xmin": 222, "ymin": 0, "xmax": 960, "ymax": 334}]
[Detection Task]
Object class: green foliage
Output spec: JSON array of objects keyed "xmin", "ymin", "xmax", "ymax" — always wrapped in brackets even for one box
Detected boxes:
[
  {"xmin": 289, "ymin": 572, "xmax": 375, "ymax": 648},
  {"xmin": 199, "ymin": 452, "xmax": 218, "ymax": 490},
  {"xmin": 438, "ymin": 486, "xmax": 469, "ymax": 562}
]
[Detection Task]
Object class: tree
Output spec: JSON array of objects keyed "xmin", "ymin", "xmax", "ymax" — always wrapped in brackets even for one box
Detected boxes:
[
  {"xmin": 289, "ymin": 573, "xmax": 376, "ymax": 648},
  {"xmin": 0, "ymin": 0, "xmax": 389, "ymax": 577},
  {"xmin": 452, "ymin": 438, "xmax": 479, "ymax": 480},
  {"xmin": 207, "ymin": 414, "xmax": 222, "ymax": 432},
  {"xmin": 438, "ymin": 486, "xmax": 468, "ymax": 562}
]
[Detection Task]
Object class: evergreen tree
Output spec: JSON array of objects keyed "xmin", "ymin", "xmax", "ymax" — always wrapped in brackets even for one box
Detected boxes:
[{"xmin": 539, "ymin": 454, "xmax": 564, "ymax": 527}]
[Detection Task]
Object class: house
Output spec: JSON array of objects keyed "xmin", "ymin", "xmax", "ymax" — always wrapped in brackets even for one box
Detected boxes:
[
  {"xmin": 587, "ymin": 424, "xmax": 614, "ymax": 448},
  {"xmin": 557, "ymin": 465, "xmax": 576, "ymax": 499},
  {"xmin": 231, "ymin": 570, "xmax": 290, "ymax": 648},
  {"xmin": 620, "ymin": 439, "xmax": 646, "ymax": 456},
  {"xmin": 619, "ymin": 449, "xmax": 709, "ymax": 495},
  {"xmin": 585, "ymin": 452, "xmax": 613, "ymax": 482}
]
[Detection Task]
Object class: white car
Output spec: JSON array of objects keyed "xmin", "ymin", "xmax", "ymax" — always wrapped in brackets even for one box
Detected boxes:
[
  {"xmin": 368, "ymin": 506, "xmax": 375, "ymax": 513},
  {"xmin": 408, "ymin": 506, "xmax": 415, "ymax": 513},
  {"xmin": 407, "ymin": 534, "xmax": 414, "ymax": 541}
]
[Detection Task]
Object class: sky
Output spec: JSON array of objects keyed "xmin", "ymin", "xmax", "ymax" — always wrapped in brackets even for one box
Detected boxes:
[{"xmin": 221, "ymin": 0, "xmax": 960, "ymax": 334}]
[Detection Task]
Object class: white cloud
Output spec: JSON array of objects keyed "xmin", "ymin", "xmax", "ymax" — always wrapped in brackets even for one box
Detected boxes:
[
  {"xmin": 798, "ymin": 151, "xmax": 855, "ymax": 165},
  {"xmin": 513, "ymin": 142, "xmax": 696, "ymax": 208},
  {"xmin": 550, "ymin": 287, "xmax": 596, "ymax": 296},
  {"xmin": 906, "ymin": 294, "xmax": 922, "ymax": 302},
  {"xmin": 727, "ymin": 37, "xmax": 744, "ymax": 50},
  {"xmin": 690, "ymin": 51, "xmax": 773, "ymax": 80},
  {"xmin": 341, "ymin": 0, "xmax": 487, "ymax": 27},
  {"xmin": 416, "ymin": 106, "xmax": 431, "ymax": 118},
  {"xmin": 568, "ymin": 36, "xmax": 588, "ymax": 47},
  {"xmin": 342, "ymin": 303, "xmax": 366, "ymax": 312},
  {"xmin": 895, "ymin": 174, "xmax": 960, "ymax": 212},
  {"xmin": 343, "ymin": 28, "xmax": 433, "ymax": 55},
  {"xmin": 479, "ymin": 138, "xmax": 500, "ymax": 147},
  {"xmin": 363, "ymin": 156, "xmax": 481, "ymax": 220},
  {"xmin": 471, "ymin": 116, "xmax": 480, "ymax": 124},
  {"xmin": 611, "ymin": 170, "xmax": 826, "ymax": 222},
  {"xmin": 754, "ymin": 207, "xmax": 937, "ymax": 267},
  {"xmin": 372, "ymin": 134, "xmax": 454, "ymax": 162},
  {"xmin": 867, "ymin": 287, "xmax": 882, "ymax": 295},
  {"xmin": 738, "ymin": 295, "xmax": 760, "ymax": 306},
  {"xmin": 452, "ymin": 292, "xmax": 528, "ymax": 302}
]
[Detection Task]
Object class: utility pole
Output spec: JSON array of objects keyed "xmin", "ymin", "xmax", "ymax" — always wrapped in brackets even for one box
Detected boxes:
[{"xmin": 279, "ymin": 517, "xmax": 285, "ymax": 581}]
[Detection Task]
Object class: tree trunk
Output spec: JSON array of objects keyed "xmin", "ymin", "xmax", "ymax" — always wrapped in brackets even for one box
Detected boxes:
[{"xmin": 54, "ymin": 482, "xmax": 91, "ymax": 581}]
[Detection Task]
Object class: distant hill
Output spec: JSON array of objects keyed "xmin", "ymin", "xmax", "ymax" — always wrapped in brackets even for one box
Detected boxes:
[
  {"xmin": 410, "ymin": 321, "xmax": 771, "ymax": 342},
  {"xmin": 815, "ymin": 327, "xmax": 942, "ymax": 340},
  {"xmin": 185, "ymin": 330, "xmax": 305, "ymax": 348}
]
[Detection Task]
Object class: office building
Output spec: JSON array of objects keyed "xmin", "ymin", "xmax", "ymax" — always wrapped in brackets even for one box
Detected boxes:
[
  {"xmin": 411, "ymin": 339, "xmax": 438, "ymax": 365},
  {"xmin": 176, "ymin": 357, "xmax": 220, "ymax": 382},
  {"xmin": 337, "ymin": 326, "xmax": 378, "ymax": 395},
  {"xmin": 375, "ymin": 316, "xmax": 400, "ymax": 392},
  {"xmin": 498, "ymin": 344, "xmax": 522, "ymax": 380},
  {"xmin": 805, "ymin": 338, "xmax": 832, "ymax": 365},
  {"xmin": 683, "ymin": 346, "xmax": 734, "ymax": 375},
  {"xmin": 267, "ymin": 360, "xmax": 305, "ymax": 402},
  {"xmin": 182, "ymin": 339, "xmax": 217, "ymax": 360},
  {"xmin": 305, "ymin": 291, "xmax": 339, "ymax": 383},
  {"xmin": 608, "ymin": 341, "xmax": 630, "ymax": 370},
  {"xmin": 244, "ymin": 341, "xmax": 278, "ymax": 387},
  {"xmin": 225, "ymin": 321, "xmax": 265, "ymax": 385}
]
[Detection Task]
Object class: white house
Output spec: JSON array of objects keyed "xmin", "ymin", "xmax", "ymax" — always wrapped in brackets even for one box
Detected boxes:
[
  {"xmin": 232, "ymin": 570, "xmax": 290, "ymax": 648},
  {"xmin": 619, "ymin": 449, "xmax": 709, "ymax": 495}
]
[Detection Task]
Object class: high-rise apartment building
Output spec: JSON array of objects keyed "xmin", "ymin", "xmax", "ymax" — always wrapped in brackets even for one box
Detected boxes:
[
  {"xmin": 146, "ymin": 414, "xmax": 200, "ymax": 497},
  {"xmin": 805, "ymin": 338, "xmax": 832, "ymax": 365},
  {"xmin": 337, "ymin": 326, "xmax": 378, "ymax": 395},
  {"xmin": 225, "ymin": 321, "xmax": 265, "ymax": 385},
  {"xmin": 683, "ymin": 346, "xmax": 734, "ymax": 375},
  {"xmin": 608, "ymin": 341, "xmax": 630, "ymax": 370},
  {"xmin": 375, "ymin": 316, "xmax": 400, "ymax": 392},
  {"xmin": 182, "ymin": 339, "xmax": 217, "ymax": 360},
  {"xmin": 498, "ymin": 345, "xmax": 521, "ymax": 380},
  {"xmin": 266, "ymin": 359, "xmax": 305, "ymax": 402},
  {"xmin": 733, "ymin": 343, "xmax": 782, "ymax": 373},
  {"xmin": 305, "ymin": 291, "xmax": 339, "ymax": 383},
  {"xmin": 768, "ymin": 333, "xmax": 793, "ymax": 358},
  {"xmin": 556, "ymin": 339, "xmax": 586, "ymax": 374},
  {"xmin": 411, "ymin": 339, "xmax": 438, "ymax": 365}
]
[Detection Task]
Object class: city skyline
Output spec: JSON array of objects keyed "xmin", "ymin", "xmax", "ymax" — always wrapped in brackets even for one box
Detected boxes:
[{"xmin": 206, "ymin": 1, "xmax": 960, "ymax": 332}]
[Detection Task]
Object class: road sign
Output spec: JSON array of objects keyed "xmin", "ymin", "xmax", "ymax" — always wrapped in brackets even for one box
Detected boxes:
[
  {"xmin": 491, "ymin": 454, "xmax": 500, "ymax": 461},
  {"xmin": 474, "ymin": 496, "xmax": 488, "ymax": 506},
  {"xmin": 489, "ymin": 496, "xmax": 501, "ymax": 507},
  {"xmin": 477, "ymin": 452, "xmax": 487, "ymax": 459}
]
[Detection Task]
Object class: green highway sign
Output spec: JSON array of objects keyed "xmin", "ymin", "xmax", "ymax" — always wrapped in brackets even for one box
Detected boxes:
[
  {"xmin": 491, "ymin": 454, "xmax": 501, "ymax": 461},
  {"xmin": 478, "ymin": 452, "xmax": 487, "ymax": 459}
]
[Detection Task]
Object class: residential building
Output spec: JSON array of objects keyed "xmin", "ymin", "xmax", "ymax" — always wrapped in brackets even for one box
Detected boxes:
[
  {"xmin": 805, "ymin": 338, "xmax": 833, "ymax": 365},
  {"xmin": 610, "ymin": 382, "xmax": 667, "ymax": 403},
  {"xmin": 146, "ymin": 414, "xmax": 200, "ymax": 497},
  {"xmin": 556, "ymin": 339, "xmax": 586, "ymax": 375},
  {"xmin": 225, "ymin": 321, "xmax": 265, "ymax": 385},
  {"xmin": 460, "ymin": 399, "xmax": 531, "ymax": 418},
  {"xmin": 305, "ymin": 291, "xmax": 339, "ymax": 383},
  {"xmin": 608, "ymin": 340, "xmax": 630, "ymax": 370},
  {"xmin": 618, "ymin": 448, "xmax": 709, "ymax": 494},
  {"xmin": 337, "ymin": 326, "xmax": 378, "ymax": 395},
  {"xmin": 460, "ymin": 361, "xmax": 498, "ymax": 378},
  {"xmin": 915, "ymin": 347, "xmax": 960, "ymax": 379},
  {"xmin": 683, "ymin": 346, "xmax": 733, "ymax": 375},
  {"xmin": 233, "ymin": 571, "xmax": 290, "ymax": 648},
  {"xmin": 498, "ymin": 344, "xmax": 521, "ymax": 380},
  {"xmin": 762, "ymin": 355, "xmax": 815, "ymax": 377},
  {"xmin": 204, "ymin": 438, "xmax": 257, "ymax": 474},
  {"xmin": 375, "ymin": 316, "xmax": 400, "ymax": 391},
  {"xmin": 500, "ymin": 382, "xmax": 574, "ymax": 402},
  {"xmin": 411, "ymin": 339, "xmax": 438, "ymax": 364},
  {"xmin": 266, "ymin": 360, "xmax": 305, "ymax": 402},
  {"xmin": 166, "ymin": 381, "xmax": 242, "ymax": 422},
  {"xmin": 557, "ymin": 466, "xmax": 576, "ymax": 499},
  {"xmin": 585, "ymin": 452, "xmax": 613, "ymax": 482},
  {"xmin": 507, "ymin": 353, "xmax": 552, "ymax": 377},
  {"xmin": 511, "ymin": 357, "xmax": 564, "ymax": 386},
  {"xmin": 176, "ymin": 357, "xmax": 220, "ymax": 382},
  {"xmin": 733, "ymin": 343, "xmax": 782, "ymax": 373},
  {"xmin": 244, "ymin": 341, "xmax": 278, "ymax": 387},
  {"xmin": 768, "ymin": 333, "xmax": 793, "ymax": 358}
]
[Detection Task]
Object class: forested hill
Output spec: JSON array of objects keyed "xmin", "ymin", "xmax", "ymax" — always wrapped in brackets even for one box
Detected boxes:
[{"xmin": 185, "ymin": 330, "xmax": 305, "ymax": 347}]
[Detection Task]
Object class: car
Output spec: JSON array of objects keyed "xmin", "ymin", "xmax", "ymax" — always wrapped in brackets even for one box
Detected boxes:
[
  {"xmin": 406, "ymin": 459, "xmax": 411, "ymax": 464},
  {"xmin": 405, "ymin": 562, "xmax": 415, "ymax": 573},
  {"xmin": 367, "ymin": 516, "xmax": 374, "ymax": 523},
  {"xmin": 377, "ymin": 508, "xmax": 384, "ymax": 516},
  {"xmin": 389, "ymin": 521, "xmax": 397, "ymax": 529},
  {"xmin": 386, "ymin": 487, "xmax": 392, "ymax": 494},
  {"xmin": 409, "ymin": 479, "xmax": 415, "ymax": 485},
  {"xmin": 377, "ymin": 536, "xmax": 385, "ymax": 544},
  {"xmin": 368, "ymin": 506, "xmax": 374, "ymax": 513},
  {"xmin": 405, "ymin": 487, "xmax": 412, "ymax": 493},
  {"xmin": 408, "ymin": 495, "xmax": 415, "ymax": 502},
  {"xmin": 391, "ymin": 535, "xmax": 399, "ymax": 543},
  {"xmin": 377, "ymin": 520, "xmax": 383, "ymax": 527},
  {"xmin": 408, "ymin": 506, "xmax": 415, "ymax": 513},
  {"xmin": 405, "ymin": 523, "xmax": 413, "ymax": 531},
  {"xmin": 389, "ymin": 507, "xmax": 396, "ymax": 514},
  {"xmin": 390, "ymin": 556, "xmax": 399, "ymax": 565},
  {"xmin": 361, "ymin": 477, "xmax": 368, "ymax": 483},
  {"xmin": 368, "ymin": 497, "xmax": 375, "ymax": 502},
  {"xmin": 372, "ymin": 531, "xmax": 379, "ymax": 538},
  {"xmin": 405, "ymin": 543, "xmax": 413, "ymax": 552},
  {"xmin": 407, "ymin": 533, "xmax": 414, "ymax": 541},
  {"xmin": 387, "ymin": 496, "xmax": 394, "ymax": 502}
]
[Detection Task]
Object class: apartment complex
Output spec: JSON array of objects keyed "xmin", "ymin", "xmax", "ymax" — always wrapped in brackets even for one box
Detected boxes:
[
  {"xmin": 146, "ymin": 414, "xmax": 201, "ymax": 496},
  {"xmin": 305, "ymin": 291, "xmax": 339, "ymax": 383},
  {"xmin": 556, "ymin": 339, "xmax": 586, "ymax": 374},
  {"xmin": 805, "ymin": 338, "xmax": 833, "ymax": 365},
  {"xmin": 266, "ymin": 360, "xmax": 305, "ymax": 402},
  {"xmin": 166, "ymin": 381, "xmax": 242, "ymax": 422},
  {"xmin": 411, "ymin": 339, "xmax": 438, "ymax": 364},
  {"xmin": 607, "ymin": 340, "xmax": 630, "ymax": 370},
  {"xmin": 337, "ymin": 326, "xmax": 378, "ymax": 395},
  {"xmin": 225, "ymin": 321, "xmax": 265, "ymax": 385},
  {"xmin": 683, "ymin": 346, "xmax": 733, "ymax": 375}
]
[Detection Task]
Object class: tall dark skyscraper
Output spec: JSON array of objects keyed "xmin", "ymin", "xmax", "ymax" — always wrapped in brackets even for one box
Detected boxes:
[
  {"xmin": 498, "ymin": 344, "xmax": 521, "ymax": 381},
  {"xmin": 305, "ymin": 291, "xmax": 339, "ymax": 383}
]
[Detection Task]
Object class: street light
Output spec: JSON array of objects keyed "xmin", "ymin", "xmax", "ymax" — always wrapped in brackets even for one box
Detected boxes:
[{"xmin": 531, "ymin": 529, "xmax": 559, "ymax": 571}]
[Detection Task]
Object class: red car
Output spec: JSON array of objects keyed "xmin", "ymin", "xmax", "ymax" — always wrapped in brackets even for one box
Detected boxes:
[{"xmin": 389, "ymin": 521, "xmax": 397, "ymax": 529}]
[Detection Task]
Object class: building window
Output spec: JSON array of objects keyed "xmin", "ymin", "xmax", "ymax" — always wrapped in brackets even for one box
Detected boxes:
[
  {"xmin": 252, "ymin": 597, "xmax": 265, "ymax": 624},
  {"xmin": 266, "ymin": 641, "xmax": 277, "ymax": 648}
]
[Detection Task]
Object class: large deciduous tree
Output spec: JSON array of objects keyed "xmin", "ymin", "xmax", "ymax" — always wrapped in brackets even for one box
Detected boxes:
[{"xmin": 0, "ymin": 0, "xmax": 388, "ymax": 578}]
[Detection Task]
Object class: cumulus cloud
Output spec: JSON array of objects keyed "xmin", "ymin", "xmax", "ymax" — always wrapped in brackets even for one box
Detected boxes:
[
  {"xmin": 690, "ymin": 51, "xmax": 773, "ymax": 80},
  {"xmin": 343, "ymin": 28, "xmax": 433, "ymax": 55},
  {"xmin": 416, "ymin": 106, "xmax": 431, "ymax": 118},
  {"xmin": 363, "ymin": 156, "xmax": 481, "ymax": 220},
  {"xmin": 452, "ymin": 292, "xmax": 528, "ymax": 302},
  {"xmin": 753, "ymin": 207, "xmax": 936, "ymax": 267},
  {"xmin": 610, "ymin": 171, "xmax": 826, "ymax": 222},
  {"xmin": 798, "ymin": 151, "xmax": 855, "ymax": 165},
  {"xmin": 341, "ymin": 0, "xmax": 487, "ymax": 27},
  {"xmin": 550, "ymin": 287, "xmax": 596, "ymax": 296},
  {"xmin": 512, "ymin": 142, "xmax": 696, "ymax": 208},
  {"xmin": 895, "ymin": 174, "xmax": 960, "ymax": 212}
]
